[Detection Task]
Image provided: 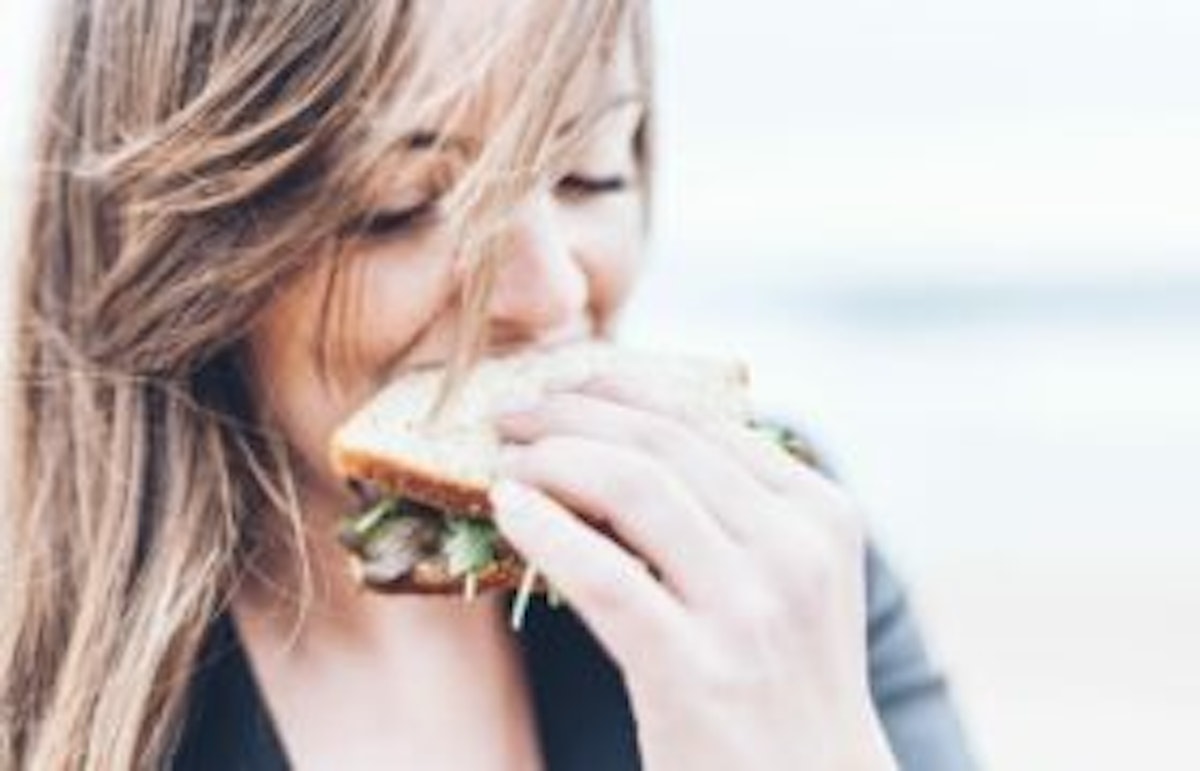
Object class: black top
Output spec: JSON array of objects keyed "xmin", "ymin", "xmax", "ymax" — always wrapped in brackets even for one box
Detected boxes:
[{"xmin": 172, "ymin": 545, "xmax": 977, "ymax": 770}]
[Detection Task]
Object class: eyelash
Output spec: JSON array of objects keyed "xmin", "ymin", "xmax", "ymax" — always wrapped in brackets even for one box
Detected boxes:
[
  {"xmin": 556, "ymin": 173, "xmax": 630, "ymax": 198},
  {"xmin": 355, "ymin": 173, "xmax": 630, "ymax": 241},
  {"xmin": 358, "ymin": 199, "xmax": 439, "ymax": 239}
]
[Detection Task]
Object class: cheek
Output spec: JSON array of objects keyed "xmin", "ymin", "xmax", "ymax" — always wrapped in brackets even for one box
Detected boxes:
[
  {"xmin": 338, "ymin": 241, "xmax": 458, "ymax": 382},
  {"xmin": 245, "ymin": 243, "xmax": 458, "ymax": 500},
  {"xmin": 245, "ymin": 274, "xmax": 355, "ymax": 496}
]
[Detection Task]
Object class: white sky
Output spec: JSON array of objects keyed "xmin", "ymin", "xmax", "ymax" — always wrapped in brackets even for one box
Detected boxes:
[{"xmin": 651, "ymin": 0, "xmax": 1200, "ymax": 281}]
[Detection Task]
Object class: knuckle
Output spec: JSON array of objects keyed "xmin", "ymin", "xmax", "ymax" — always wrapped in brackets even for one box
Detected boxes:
[
  {"xmin": 573, "ymin": 553, "xmax": 646, "ymax": 617},
  {"xmin": 630, "ymin": 414, "xmax": 688, "ymax": 456},
  {"xmin": 690, "ymin": 629, "xmax": 778, "ymax": 701},
  {"xmin": 576, "ymin": 567, "xmax": 627, "ymax": 616},
  {"xmin": 724, "ymin": 590, "xmax": 790, "ymax": 638},
  {"xmin": 604, "ymin": 452, "xmax": 663, "ymax": 503},
  {"xmin": 775, "ymin": 532, "xmax": 851, "ymax": 614}
]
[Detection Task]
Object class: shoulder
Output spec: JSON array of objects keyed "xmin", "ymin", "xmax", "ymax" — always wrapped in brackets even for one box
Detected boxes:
[{"xmin": 864, "ymin": 544, "xmax": 980, "ymax": 770}]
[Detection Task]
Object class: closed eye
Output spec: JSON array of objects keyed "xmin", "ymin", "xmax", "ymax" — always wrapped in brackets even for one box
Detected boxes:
[
  {"xmin": 353, "ymin": 199, "xmax": 439, "ymax": 240},
  {"xmin": 556, "ymin": 173, "xmax": 630, "ymax": 199}
]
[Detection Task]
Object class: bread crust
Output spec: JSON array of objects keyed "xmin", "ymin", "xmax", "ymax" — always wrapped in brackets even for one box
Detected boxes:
[{"xmin": 333, "ymin": 446, "xmax": 494, "ymax": 518}]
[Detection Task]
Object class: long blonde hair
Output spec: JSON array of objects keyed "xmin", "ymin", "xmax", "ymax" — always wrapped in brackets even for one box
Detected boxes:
[{"xmin": 0, "ymin": 1, "xmax": 651, "ymax": 767}]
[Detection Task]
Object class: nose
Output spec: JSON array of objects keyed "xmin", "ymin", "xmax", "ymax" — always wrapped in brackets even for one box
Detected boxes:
[{"xmin": 484, "ymin": 193, "xmax": 589, "ymax": 343}]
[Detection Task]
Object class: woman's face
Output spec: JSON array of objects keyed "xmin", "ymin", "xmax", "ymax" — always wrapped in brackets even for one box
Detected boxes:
[{"xmin": 246, "ymin": 8, "xmax": 646, "ymax": 516}]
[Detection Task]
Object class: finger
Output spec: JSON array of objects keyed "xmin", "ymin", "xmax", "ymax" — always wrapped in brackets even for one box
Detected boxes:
[
  {"xmin": 573, "ymin": 374, "xmax": 870, "ymax": 557},
  {"xmin": 500, "ymin": 435, "xmax": 745, "ymax": 605},
  {"xmin": 490, "ymin": 478, "xmax": 687, "ymax": 668},
  {"xmin": 497, "ymin": 391, "xmax": 778, "ymax": 543},
  {"xmin": 576, "ymin": 374, "xmax": 838, "ymax": 505}
]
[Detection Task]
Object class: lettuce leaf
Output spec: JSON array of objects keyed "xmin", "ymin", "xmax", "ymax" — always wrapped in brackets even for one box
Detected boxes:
[{"xmin": 443, "ymin": 518, "xmax": 498, "ymax": 577}]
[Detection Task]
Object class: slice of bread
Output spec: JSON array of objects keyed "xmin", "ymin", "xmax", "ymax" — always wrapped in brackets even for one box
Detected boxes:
[{"xmin": 329, "ymin": 341, "xmax": 751, "ymax": 516}]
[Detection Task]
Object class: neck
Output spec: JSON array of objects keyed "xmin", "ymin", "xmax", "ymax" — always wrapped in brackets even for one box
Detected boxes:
[{"xmin": 229, "ymin": 486, "xmax": 542, "ymax": 771}]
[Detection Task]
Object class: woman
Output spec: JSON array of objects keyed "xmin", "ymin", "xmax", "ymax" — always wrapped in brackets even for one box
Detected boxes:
[{"xmin": 1, "ymin": 1, "xmax": 976, "ymax": 769}]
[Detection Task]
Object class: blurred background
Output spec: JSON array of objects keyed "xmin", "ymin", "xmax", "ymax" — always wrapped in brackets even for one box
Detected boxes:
[
  {"xmin": 3, "ymin": 2, "xmax": 1198, "ymax": 768},
  {"xmin": 631, "ymin": 2, "xmax": 1200, "ymax": 768}
]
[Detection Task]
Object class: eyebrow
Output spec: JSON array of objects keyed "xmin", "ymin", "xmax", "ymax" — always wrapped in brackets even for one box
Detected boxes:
[{"xmin": 398, "ymin": 92, "xmax": 648, "ymax": 157}]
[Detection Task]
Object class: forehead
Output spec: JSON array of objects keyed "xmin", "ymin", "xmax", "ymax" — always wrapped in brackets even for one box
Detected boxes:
[
  {"xmin": 413, "ymin": 1, "xmax": 527, "ymax": 62},
  {"xmin": 381, "ymin": 0, "xmax": 643, "ymax": 141}
]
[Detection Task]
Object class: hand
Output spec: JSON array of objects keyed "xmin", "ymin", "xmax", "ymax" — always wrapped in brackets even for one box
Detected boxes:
[{"xmin": 490, "ymin": 376, "xmax": 898, "ymax": 771}]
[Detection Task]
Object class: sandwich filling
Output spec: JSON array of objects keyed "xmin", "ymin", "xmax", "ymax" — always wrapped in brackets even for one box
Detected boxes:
[
  {"xmin": 337, "ymin": 492, "xmax": 506, "ymax": 590},
  {"xmin": 336, "ymin": 420, "xmax": 817, "ymax": 594}
]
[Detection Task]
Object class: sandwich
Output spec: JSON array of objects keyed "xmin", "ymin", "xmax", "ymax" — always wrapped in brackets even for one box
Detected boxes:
[{"xmin": 330, "ymin": 341, "xmax": 814, "ymax": 622}]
